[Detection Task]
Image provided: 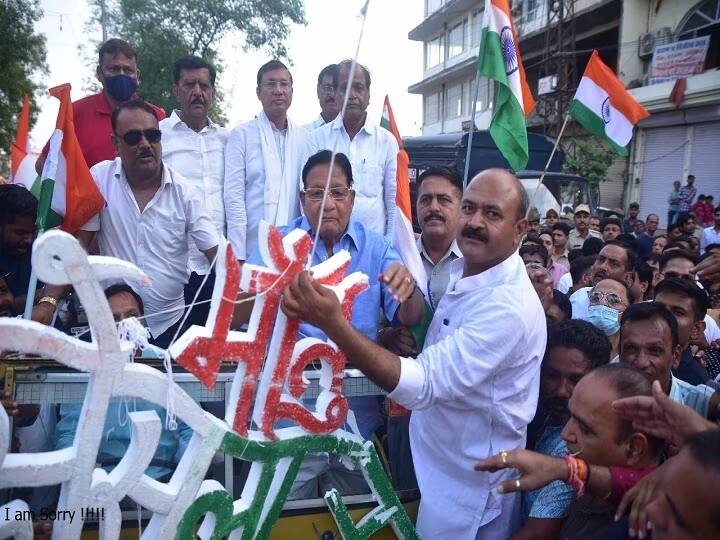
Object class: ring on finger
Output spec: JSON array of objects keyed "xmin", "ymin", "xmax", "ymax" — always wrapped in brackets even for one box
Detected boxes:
[
  {"xmin": 515, "ymin": 478, "xmax": 521, "ymax": 489},
  {"xmin": 500, "ymin": 451, "xmax": 508, "ymax": 464},
  {"xmin": 404, "ymin": 277, "xmax": 412, "ymax": 284}
]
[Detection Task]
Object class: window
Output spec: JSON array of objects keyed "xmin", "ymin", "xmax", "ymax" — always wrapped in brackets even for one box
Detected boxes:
[
  {"xmin": 471, "ymin": 10, "xmax": 483, "ymax": 48},
  {"xmin": 424, "ymin": 92, "xmax": 440, "ymax": 124},
  {"xmin": 447, "ymin": 21, "xmax": 467, "ymax": 58},
  {"xmin": 445, "ymin": 83, "xmax": 463, "ymax": 119},
  {"xmin": 525, "ymin": 0, "xmax": 540, "ymax": 22},
  {"xmin": 425, "ymin": 0, "xmax": 446, "ymax": 16},
  {"xmin": 425, "ymin": 35, "xmax": 444, "ymax": 69},
  {"xmin": 469, "ymin": 77, "xmax": 492, "ymax": 112}
]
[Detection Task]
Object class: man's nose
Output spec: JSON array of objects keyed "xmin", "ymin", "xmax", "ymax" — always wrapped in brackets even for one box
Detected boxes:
[{"xmin": 557, "ymin": 380, "xmax": 572, "ymax": 399}]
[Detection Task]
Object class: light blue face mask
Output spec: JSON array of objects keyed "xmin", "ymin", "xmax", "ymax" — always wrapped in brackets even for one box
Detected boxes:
[{"xmin": 587, "ymin": 304, "xmax": 621, "ymax": 336}]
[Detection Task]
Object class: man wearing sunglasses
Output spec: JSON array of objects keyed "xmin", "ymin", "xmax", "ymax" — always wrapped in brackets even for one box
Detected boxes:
[
  {"xmin": 304, "ymin": 64, "xmax": 340, "ymax": 131},
  {"xmin": 78, "ymin": 100, "xmax": 219, "ymax": 348},
  {"xmin": 225, "ymin": 60, "xmax": 310, "ymax": 265}
]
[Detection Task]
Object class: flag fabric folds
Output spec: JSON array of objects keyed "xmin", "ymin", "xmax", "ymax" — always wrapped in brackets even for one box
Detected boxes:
[
  {"xmin": 478, "ymin": 0, "xmax": 536, "ymax": 171},
  {"xmin": 32, "ymin": 83, "xmax": 104, "ymax": 232},
  {"xmin": 569, "ymin": 50, "xmax": 650, "ymax": 155},
  {"xmin": 380, "ymin": 95, "xmax": 428, "ymax": 300},
  {"xmin": 10, "ymin": 95, "xmax": 37, "ymax": 190}
]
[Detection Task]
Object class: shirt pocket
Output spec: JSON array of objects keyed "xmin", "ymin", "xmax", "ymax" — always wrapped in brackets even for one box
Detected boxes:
[{"xmin": 354, "ymin": 162, "xmax": 384, "ymax": 198}]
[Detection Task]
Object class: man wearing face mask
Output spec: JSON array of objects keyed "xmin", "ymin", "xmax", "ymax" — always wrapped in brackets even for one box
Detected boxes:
[
  {"xmin": 586, "ymin": 278, "xmax": 633, "ymax": 360},
  {"xmin": 35, "ymin": 39, "xmax": 165, "ymax": 174}
]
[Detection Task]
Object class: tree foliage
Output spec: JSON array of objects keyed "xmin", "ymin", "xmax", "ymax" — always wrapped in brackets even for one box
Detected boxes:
[
  {"xmin": 0, "ymin": 0, "xmax": 47, "ymax": 175},
  {"xmin": 563, "ymin": 139, "xmax": 614, "ymax": 187},
  {"xmin": 87, "ymin": 0, "xmax": 306, "ymax": 121}
]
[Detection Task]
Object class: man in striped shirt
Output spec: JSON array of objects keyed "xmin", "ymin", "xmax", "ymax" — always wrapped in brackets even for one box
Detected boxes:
[{"xmin": 677, "ymin": 174, "xmax": 697, "ymax": 219}]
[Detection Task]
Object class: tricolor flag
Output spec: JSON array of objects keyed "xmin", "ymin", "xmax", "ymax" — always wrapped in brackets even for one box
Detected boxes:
[
  {"xmin": 569, "ymin": 51, "xmax": 649, "ymax": 155},
  {"xmin": 478, "ymin": 0, "xmax": 536, "ymax": 171},
  {"xmin": 380, "ymin": 96, "xmax": 428, "ymax": 299},
  {"xmin": 9, "ymin": 95, "xmax": 37, "ymax": 189},
  {"xmin": 32, "ymin": 84, "xmax": 104, "ymax": 232}
]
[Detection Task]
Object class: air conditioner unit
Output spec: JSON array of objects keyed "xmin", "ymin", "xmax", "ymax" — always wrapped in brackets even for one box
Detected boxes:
[{"xmin": 638, "ymin": 27, "xmax": 673, "ymax": 59}]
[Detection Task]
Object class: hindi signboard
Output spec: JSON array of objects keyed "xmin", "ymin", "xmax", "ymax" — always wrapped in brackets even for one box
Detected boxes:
[{"xmin": 649, "ymin": 36, "xmax": 710, "ymax": 85}]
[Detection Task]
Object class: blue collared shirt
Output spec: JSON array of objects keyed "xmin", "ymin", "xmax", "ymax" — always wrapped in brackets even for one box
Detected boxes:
[{"xmin": 247, "ymin": 216, "xmax": 403, "ymax": 438}]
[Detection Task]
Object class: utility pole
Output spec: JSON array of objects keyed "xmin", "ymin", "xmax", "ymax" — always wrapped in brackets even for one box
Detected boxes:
[{"xmin": 100, "ymin": 0, "xmax": 108, "ymax": 42}]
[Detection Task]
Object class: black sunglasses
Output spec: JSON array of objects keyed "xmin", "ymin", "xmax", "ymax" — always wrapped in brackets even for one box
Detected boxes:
[{"xmin": 115, "ymin": 128, "xmax": 162, "ymax": 146}]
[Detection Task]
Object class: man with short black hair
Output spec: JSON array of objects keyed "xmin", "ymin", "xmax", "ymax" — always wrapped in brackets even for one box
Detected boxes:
[
  {"xmin": 305, "ymin": 60, "xmax": 398, "ymax": 238},
  {"xmin": 678, "ymin": 174, "xmax": 697, "ymax": 220},
  {"xmin": 568, "ymin": 204, "xmax": 601, "ymax": 250},
  {"xmin": 678, "ymin": 212, "xmax": 699, "ymax": 239},
  {"xmin": 305, "ymin": 64, "xmax": 339, "ymax": 130},
  {"xmin": 623, "ymin": 202, "xmax": 640, "ymax": 233},
  {"xmin": 632, "ymin": 258, "xmax": 654, "ymax": 303},
  {"xmin": 78, "ymin": 100, "xmax": 219, "ymax": 348},
  {"xmin": 0, "ymin": 184, "xmax": 37, "ymax": 312},
  {"xmin": 600, "ymin": 217, "xmax": 622, "ymax": 242},
  {"xmin": 160, "ymin": 55, "xmax": 228, "ymax": 326},
  {"xmin": 635, "ymin": 213, "xmax": 659, "ymax": 261},
  {"xmin": 562, "ymin": 255, "xmax": 596, "ymax": 295},
  {"xmin": 36, "ymin": 38, "xmax": 165, "ymax": 173},
  {"xmin": 552, "ymin": 222, "xmax": 571, "ymax": 268},
  {"xmin": 225, "ymin": 59, "xmax": 309, "ymax": 261},
  {"xmin": 701, "ymin": 205, "xmax": 720, "ymax": 255}
]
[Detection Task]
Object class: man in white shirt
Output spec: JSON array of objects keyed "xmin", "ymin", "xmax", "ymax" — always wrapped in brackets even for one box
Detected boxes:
[
  {"xmin": 305, "ymin": 60, "xmax": 398, "ymax": 238},
  {"xmin": 282, "ymin": 168, "xmax": 547, "ymax": 539},
  {"xmin": 79, "ymin": 100, "xmax": 219, "ymax": 348},
  {"xmin": 160, "ymin": 56, "xmax": 228, "ymax": 326},
  {"xmin": 304, "ymin": 64, "xmax": 339, "ymax": 131},
  {"xmin": 701, "ymin": 206, "xmax": 720, "ymax": 255},
  {"xmin": 224, "ymin": 60, "xmax": 310, "ymax": 261}
]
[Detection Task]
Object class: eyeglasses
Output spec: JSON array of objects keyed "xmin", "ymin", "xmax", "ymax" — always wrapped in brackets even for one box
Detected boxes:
[
  {"xmin": 115, "ymin": 129, "xmax": 162, "ymax": 146},
  {"xmin": 303, "ymin": 187, "xmax": 352, "ymax": 201},
  {"xmin": 261, "ymin": 81, "xmax": 292, "ymax": 90},
  {"xmin": 319, "ymin": 84, "xmax": 336, "ymax": 93},
  {"xmin": 588, "ymin": 290, "xmax": 627, "ymax": 309}
]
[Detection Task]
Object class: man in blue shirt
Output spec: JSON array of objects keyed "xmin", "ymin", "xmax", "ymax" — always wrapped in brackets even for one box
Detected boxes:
[{"xmin": 244, "ymin": 150, "xmax": 424, "ymax": 498}]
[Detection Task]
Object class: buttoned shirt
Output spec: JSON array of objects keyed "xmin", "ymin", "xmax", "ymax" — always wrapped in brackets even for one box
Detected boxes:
[
  {"xmin": 303, "ymin": 114, "xmax": 328, "ymax": 131},
  {"xmin": 305, "ymin": 114, "xmax": 398, "ymax": 238},
  {"xmin": 553, "ymin": 249, "xmax": 570, "ymax": 268},
  {"xmin": 160, "ymin": 111, "xmax": 228, "ymax": 274},
  {"xmin": 668, "ymin": 375, "xmax": 715, "ymax": 417},
  {"xmin": 567, "ymin": 228, "xmax": 602, "ymax": 251},
  {"xmin": 82, "ymin": 158, "xmax": 219, "ymax": 337},
  {"xmin": 701, "ymin": 226, "xmax": 720, "ymax": 254},
  {"xmin": 247, "ymin": 216, "xmax": 402, "ymax": 439},
  {"xmin": 41, "ymin": 92, "xmax": 166, "ymax": 168},
  {"xmin": 416, "ymin": 236, "xmax": 462, "ymax": 310},
  {"xmin": 678, "ymin": 185, "xmax": 697, "ymax": 213},
  {"xmin": 224, "ymin": 116, "xmax": 309, "ymax": 260},
  {"xmin": 388, "ymin": 253, "xmax": 547, "ymax": 539}
]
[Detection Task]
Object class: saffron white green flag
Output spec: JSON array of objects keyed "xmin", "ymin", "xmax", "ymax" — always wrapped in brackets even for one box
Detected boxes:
[
  {"xmin": 478, "ymin": 0, "xmax": 536, "ymax": 171},
  {"xmin": 569, "ymin": 50, "xmax": 650, "ymax": 155}
]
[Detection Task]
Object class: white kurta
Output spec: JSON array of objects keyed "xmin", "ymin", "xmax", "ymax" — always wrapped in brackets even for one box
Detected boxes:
[
  {"xmin": 388, "ymin": 253, "xmax": 547, "ymax": 539},
  {"xmin": 304, "ymin": 114, "xmax": 398, "ymax": 238}
]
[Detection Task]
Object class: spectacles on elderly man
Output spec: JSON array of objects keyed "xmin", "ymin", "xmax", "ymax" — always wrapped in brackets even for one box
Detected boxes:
[
  {"xmin": 588, "ymin": 290, "xmax": 627, "ymax": 309},
  {"xmin": 319, "ymin": 84, "xmax": 336, "ymax": 93},
  {"xmin": 303, "ymin": 187, "xmax": 353, "ymax": 201}
]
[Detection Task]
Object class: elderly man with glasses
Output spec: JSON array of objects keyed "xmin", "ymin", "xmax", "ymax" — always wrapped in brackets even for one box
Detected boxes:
[
  {"xmin": 78, "ymin": 100, "xmax": 219, "ymax": 348},
  {"xmin": 238, "ymin": 150, "xmax": 424, "ymax": 499}
]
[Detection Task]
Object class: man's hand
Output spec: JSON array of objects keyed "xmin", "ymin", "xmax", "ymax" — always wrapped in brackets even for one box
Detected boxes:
[
  {"xmin": 379, "ymin": 326, "xmax": 418, "ymax": 356},
  {"xmin": 474, "ymin": 448, "xmax": 566, "ymax": 493},
  {"xmin": 0, "ymin": 389, "xmax": 19, "ymax": 417},
  {"xmin": 525, "ymin": 263, "xmax": 554, "ymax": 312},
  {"xmin": 615, "ymin": 463, "xmax": 665, "ymax": 539},
  {"xmin": 379, "ymin": 263, "xmax": 417, "ymax": 303},
  {"xmin": 612, "ymin": 380, "xmax": 714, "ymax": 450},
  {"xmin": 692, "ymin": 252, "xmax": 720, "ymax": 284},
  {"xmin": 281, "ymin": 271, "xmax": 344, "ymax": 332},
  {"xmin": 31, "ymin": 302, "xmax": 55, "ymax": 326}
]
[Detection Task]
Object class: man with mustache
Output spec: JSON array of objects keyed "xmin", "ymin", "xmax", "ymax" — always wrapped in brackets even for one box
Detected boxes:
[
  {"xmin": 281, "ymin": 168, "xmax": 547, "ymax": 538},
  {"xmin": 78, "ymin": 100, "xmax": 219, "ymax": 348},
  {"xmin": 225, "ymin": 60, "xmax": 309, "ymax": 263},
  {"xmin": 160, "ymin": 56, "xmax": 228, "ymax": 326},
  {"xmin": 305, "ymin": 60, "xmax": 398, "ymax": 238},
  {"xmin": 305, "ymin": 64, "xmax": 340, "ymax": 130}
]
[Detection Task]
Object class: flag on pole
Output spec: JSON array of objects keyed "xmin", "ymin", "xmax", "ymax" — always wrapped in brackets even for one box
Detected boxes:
[
  {"xmin": 569, "ymin": 50, "xmax": 649, "ymax": 155},
  {"xmin": 10, "ymin": 95, "xmax": 37, "ymax": 189},
  {"xmin": 478, "ymin": 0, "xmax": 536, "ymax": 171},
  {"xmin": 31, "ymin": 83, "xmax": 104, "ymax": 232},
  {"xmin": 381, "ymin": 95, "xmax": 428, "ymax": 299}
]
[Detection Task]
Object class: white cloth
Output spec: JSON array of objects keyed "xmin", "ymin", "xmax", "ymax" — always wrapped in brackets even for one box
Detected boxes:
[
  {"xmin": 83, "ymin": 158, "xmax": 219, "ymax": 337},
  {"xmin": 570, "ymin": 286, "xmax": 591, "ymax": 321},
  {"xmin": 224, "ymin": 112, "xmax": 309, "ymax": 259},
  {"xmin": 701, "ymin": 226, "xmax": 720, "ymax": 254},
  {"xmin": 417, "ymin": 236, "xmax": 462, "ymax": 309},
  {"xmin": 304, "ymin": 114, "xmax": 398, "ymax": 238},
  {"xmin": 159, "ymin": 110, "xmax": 228, "ymax": 274},
  {"xmin": 706, "ymin": 314, "xmax": 720, "ymax": 343},
  {"xmin": 557, "ymin": 272, "xmax": 572, "ymax": 294},
  {"xmin": 303, "ymin": 113, "xmax": 328, "ymax": 131},
  {"xmin": 388, "ymin": 253, "xmax": 547, "ymax": 539}
]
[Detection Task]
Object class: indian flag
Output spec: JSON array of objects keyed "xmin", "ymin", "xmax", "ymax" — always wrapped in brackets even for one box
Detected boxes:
[
  {"xmin": 9, "ymin": 95, "xmax": 37, "ymax": 190},
  {"xmin": 32, "ymin": 83, "xmax": 104, "ymax": 232},
  {"xmin": 569, "ymin": 50, "xmax": 650, "ymax": 155},
  {"xmin": 478, "ymin": 0, "xmax": 536, "ymax": 171}
]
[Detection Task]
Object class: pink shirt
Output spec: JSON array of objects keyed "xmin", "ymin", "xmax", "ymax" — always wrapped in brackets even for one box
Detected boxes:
[{"xmin": 549, "ymin": 262, "xmax": 568, "ymax": 288}]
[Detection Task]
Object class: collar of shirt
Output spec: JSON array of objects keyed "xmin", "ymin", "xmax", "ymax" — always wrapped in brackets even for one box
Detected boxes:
[
  {"xmin": 329, "ymin": 111, "xmax": 375, "ymax": 137},
  {"xmin": 416, "ymin": 236, "xmax": 462, "ymax": 265},
  {"xmin": 95, "ymin": 91, "xmax": 113, "ymax": 115},
  {"xmin": 113, "ymin": 158, "xmax": 174, "ymax": 188},
  {"xmin": 449, "ymin": 251, "xmax": 523, "ymax": 294},
  {"xmin": 293, "ymin": 215, "xmax": 360, "ymax": 260},
  {"xmin": 167, "ymin": 109, "xmax": 219, "ymax": 132}
]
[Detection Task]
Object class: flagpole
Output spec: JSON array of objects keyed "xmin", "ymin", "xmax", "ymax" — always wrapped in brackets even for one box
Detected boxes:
[
  {"xmin": 526, "ymin": 112, "xmax": 571, "ymax": 219},
  {"xmin": 462, "ymin": 75, "xmax": 483, "ymax": 189}
]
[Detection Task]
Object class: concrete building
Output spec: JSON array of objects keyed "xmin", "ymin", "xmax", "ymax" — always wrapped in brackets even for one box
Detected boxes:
[{"xmin": 623, "ymin": 0, "xmax": 720, "ymax": 227}]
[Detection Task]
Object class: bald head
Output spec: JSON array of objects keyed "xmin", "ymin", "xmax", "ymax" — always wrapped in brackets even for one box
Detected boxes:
[{"xmin": 469, "ymin": 169, "xmax": 528, "ymax": 221}]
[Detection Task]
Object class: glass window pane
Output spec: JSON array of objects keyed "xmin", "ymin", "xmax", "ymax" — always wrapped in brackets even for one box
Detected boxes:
[
  {"xmin": 425, "ymin": 92, "xmax": 439, "ymax": 124},
  {"xmin": 448, "ymin": 22, "xmax": 464, "ymax": 58},
  {"xmin": 445, "ymin": 83, "xmax": 463, "ymax": 118}
]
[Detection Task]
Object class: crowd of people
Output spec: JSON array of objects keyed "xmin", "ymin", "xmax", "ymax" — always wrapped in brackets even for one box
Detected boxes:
[{"xmin": 2, "ymin": 37, "xmax": 720, "ymax": 539}]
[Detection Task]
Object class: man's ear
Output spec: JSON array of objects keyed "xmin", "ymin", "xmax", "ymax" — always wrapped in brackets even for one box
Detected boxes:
[
  {"xmin": 172, "ymin": 84, "xmax": 180, "ymax": 102},
  {"xmin": 691, "ymin": 319, "xmax": 707, "ymax": 342},
  {"xmin": 671, "ymin": 343, "xmax": 683, "ymax": 370},
  {"xmin": 96, "ymin": 65, "xmax": 103, "ymax": 84},
  {"xmin": 515, "ymin": 218, "xmax": 528, "ymax": 243},
  {"xmin": 625, "ymin": 432, "xmax": 650, "ymax": 467},
  {"xmin": 624, "ymin": 271, "xmax": 635, "ymax": 289}
]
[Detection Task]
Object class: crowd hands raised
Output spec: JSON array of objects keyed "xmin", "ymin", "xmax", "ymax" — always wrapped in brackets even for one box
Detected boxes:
[{"xmin": 1, "ymin": 37, "xmax": 720, "ymax": 539}]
